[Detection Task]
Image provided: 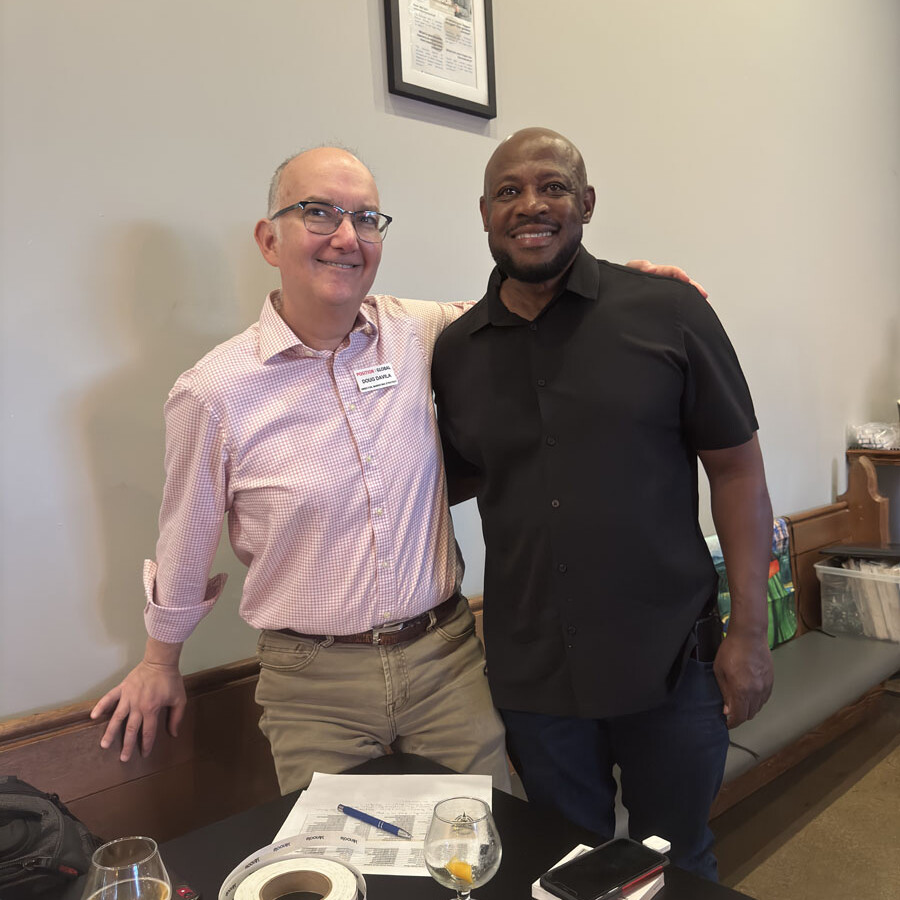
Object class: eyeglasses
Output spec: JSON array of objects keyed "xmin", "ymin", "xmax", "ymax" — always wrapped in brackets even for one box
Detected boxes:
[{"xmin": 269, "ymin": 200, "xmax": 393, "ymax": 243}]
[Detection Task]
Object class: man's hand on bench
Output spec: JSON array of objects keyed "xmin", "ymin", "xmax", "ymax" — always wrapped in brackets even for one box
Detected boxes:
[
  {"xmin": 714, "ymin": 628, "xmax": 774, "ymax": 728},
  {"xmin": 90, "ymin": 637, "xmax": 187, "ymax": 762}
]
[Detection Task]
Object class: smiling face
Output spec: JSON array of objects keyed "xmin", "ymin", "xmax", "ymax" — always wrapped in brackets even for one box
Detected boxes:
[
  {"xmin": 255, "ymin": 148, "xmax": 382, "ymax": 323},
  {"xmin": 480, "ymin": 128, "xmax": 595, "ymax": 286}
]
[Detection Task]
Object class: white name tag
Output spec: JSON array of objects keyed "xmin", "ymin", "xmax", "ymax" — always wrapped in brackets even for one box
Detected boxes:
[{"xmin": 354, "ymin": 362, "xmax": 398, "ymax": 393}]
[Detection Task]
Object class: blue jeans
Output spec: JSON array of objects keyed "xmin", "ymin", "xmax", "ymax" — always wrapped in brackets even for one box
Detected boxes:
[{"xmin": 500, "ymin": 659, "xmax": 728, "ymax": 880}]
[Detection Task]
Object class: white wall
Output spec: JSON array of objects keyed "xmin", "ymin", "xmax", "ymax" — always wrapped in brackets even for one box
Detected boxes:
[{"xmin": 2, "ymin": 0, "xmax": 898, "ymax": 719}]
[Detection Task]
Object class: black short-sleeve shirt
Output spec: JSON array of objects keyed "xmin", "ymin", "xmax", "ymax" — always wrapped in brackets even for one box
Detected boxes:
[{"xmin": 432, "ymin": 247, "xmax": 758, "ymax": 718}]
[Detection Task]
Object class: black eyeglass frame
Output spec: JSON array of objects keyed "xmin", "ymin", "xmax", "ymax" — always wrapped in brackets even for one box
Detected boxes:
[{"xmin": 269, "ymin": 200, "xmax": 393, "ymax": 243}]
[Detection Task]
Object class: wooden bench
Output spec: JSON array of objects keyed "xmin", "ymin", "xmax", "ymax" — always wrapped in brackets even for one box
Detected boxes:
[
  {"xmin": 711, "ymin": 453, "xmax": 900, "ymax": 814},
  {"xmin": 0, "ymin": 661, "xmax": 280, "ymax": 843},
  {"xmin": 2, "ymin": 456, "xmax": 896, "ymax": 840}
]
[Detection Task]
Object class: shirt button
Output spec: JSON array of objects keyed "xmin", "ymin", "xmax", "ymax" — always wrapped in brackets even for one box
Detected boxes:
[
  {"xmin": 529, "ymin": 322, "xmax": 538, "ymax": 331},
  {"xmin": 365, "ymin": 455, "xmax": 373, "ymax": 463},
  {"xmin": 537, "ymin": 378, "xmax": 546, "ymax": 387},
  {"xmin": 374, "ymin": 507, "xmax": 383, "ymax": 515},
  {"xmin": 349, "ymin": 404, "xmax": 357, "ymax": 411},
  {"xmin": 546, "ymin": 436, "xmax": 557, "ymax": 446},
  {"xmin": 567, "ymin": 625, "xmax": 577, "ymax": 635},
  {"xmin": 551, "ymin": 499, "xmax": 560, "ymax": 508},
  {"xmin": 380, "ymin": 561, "xmax": 390, "ymax": 569},
  {"xmin": 558, "ymin": 563, "xmax": 567, "ymax": 573}
]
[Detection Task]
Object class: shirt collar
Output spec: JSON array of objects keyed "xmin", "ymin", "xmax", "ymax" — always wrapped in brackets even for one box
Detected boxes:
[
  {"xmin": 564, "ymin": 244, "xmax": 601, "ymax": 301},
  {"xmin": 258, "ymin": 290, "xmax": 378, "ymax": 362},
  {"xmin": 466, "ymin": 245, "xmax": 598, "ymax": 334}
]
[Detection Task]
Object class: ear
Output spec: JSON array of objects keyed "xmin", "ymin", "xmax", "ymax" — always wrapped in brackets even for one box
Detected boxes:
[
  {"xmin": 581, "ymin": 185, "xmax": 596, "ymax": 223},
  {"xmin": 479, "ymin": 195, "xmax": 489, "ymax": 231},
  {"xmin": 254, "ymin": 218, "xmax": 280, "ymax": 268}
]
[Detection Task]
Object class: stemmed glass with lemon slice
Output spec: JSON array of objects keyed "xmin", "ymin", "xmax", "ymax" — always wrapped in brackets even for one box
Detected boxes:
[
  {"xmin": 81, "ymin": 837, "xmax": 171, "ymax": 900},
  {"xmin": 424, "ymin": 798, "xmax": 501, "ymax": 900}
]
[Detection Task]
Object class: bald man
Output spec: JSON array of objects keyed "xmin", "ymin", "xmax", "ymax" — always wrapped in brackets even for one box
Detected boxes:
[
  {"xmin": 91, "ymin": 146, "xmax": 698, "ymax": 795},
  {"xmin": 432, "ymin": 128, "xmax": 773, "ymax": 878},
  {"xmin": 91, "ymin": 147, "xmax": 510, "ymax": 792}
]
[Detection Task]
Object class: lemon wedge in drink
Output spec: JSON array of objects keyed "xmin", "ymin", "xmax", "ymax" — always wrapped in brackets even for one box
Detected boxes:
[{"xmin": 446, "ymin": 858, "xmax": 474, "ymax": 884}]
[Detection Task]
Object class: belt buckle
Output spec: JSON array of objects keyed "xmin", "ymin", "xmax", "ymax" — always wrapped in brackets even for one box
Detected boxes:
[{"xmin": 371, "ymin": 620, "xmax": 408, "ymax": 645}]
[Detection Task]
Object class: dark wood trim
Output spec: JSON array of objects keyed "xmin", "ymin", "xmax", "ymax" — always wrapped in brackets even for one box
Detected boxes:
[
  {"xmin": 0, "ymin": 659, "xmax": 262, "ymax": 745},
  {"xmin": 846, "ymin": 448, "xmax": 900, "ymax": 466},
  {"xmin": 0, "ymin": 658, "xmax": 278, "ymax": 842},
  {"xmin": 840, "ymin": 453, "xmax": 890, "ymax": 544}
]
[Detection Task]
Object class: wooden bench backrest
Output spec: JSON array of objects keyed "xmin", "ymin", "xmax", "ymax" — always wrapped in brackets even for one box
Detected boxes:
[
  {"xmin": 785, "ymin": 455, "xmax": 889, "ymax": 633},
  {"xmin": 0, "ymin": 660, "xmax": 279, "ymax": 843}
]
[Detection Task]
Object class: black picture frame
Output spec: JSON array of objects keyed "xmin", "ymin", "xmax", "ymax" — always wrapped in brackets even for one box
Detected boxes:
[{"xmin": 384, "ymin": 0, "xmax": 496, "ymax": 119}]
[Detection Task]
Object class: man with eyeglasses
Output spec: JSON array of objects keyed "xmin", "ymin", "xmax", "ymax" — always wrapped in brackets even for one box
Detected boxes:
[{"xmin": 91, "ymin": 146, "xmax": 699, "ymax": 793}]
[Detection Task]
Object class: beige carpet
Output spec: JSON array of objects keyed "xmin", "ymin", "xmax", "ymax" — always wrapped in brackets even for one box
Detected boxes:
[{"xmin": 733, "ymin": 743, "xmax": 900, "ymax": 899}]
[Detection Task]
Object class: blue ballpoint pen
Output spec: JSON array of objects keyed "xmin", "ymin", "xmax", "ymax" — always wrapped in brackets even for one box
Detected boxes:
[{"xmin": 338, "ymin": 804, "xmax": 413, "ymax": 839}]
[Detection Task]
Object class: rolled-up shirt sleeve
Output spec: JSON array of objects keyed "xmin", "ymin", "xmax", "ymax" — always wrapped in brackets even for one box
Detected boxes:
[{"xmin": 143, "ymin": 378, "xmax": 230, "ymax": 643}]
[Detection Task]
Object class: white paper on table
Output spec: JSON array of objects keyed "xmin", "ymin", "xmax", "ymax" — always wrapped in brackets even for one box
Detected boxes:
[{"xmin": 273, "ymin": 772, "xmax": 493, "ymax": 876}]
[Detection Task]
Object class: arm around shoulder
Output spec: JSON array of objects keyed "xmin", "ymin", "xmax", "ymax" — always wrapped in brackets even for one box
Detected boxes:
[{"xmin": 625, "ymin": 258, "xmax": 708, "ymax": 299}]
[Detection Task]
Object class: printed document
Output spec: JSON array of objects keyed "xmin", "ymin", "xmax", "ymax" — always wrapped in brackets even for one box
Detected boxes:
[{"xmin": 273, "ymin": 772, "xmax": 493, "ymax": 876}]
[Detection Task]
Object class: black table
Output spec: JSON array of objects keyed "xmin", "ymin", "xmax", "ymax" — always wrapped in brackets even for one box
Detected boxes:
[{"xmin": 160, "ymin": 754, "xmax": 750, "ymax": 900}]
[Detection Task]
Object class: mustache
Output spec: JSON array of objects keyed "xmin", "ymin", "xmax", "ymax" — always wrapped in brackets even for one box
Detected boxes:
[{"xmin": 508, "ymin": 216, "xmax": 557, "ymax": 234}]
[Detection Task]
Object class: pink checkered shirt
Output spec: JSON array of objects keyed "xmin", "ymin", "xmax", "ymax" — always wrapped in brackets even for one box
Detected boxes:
[{"xmin": 143, "ymin": 291, "xmax": 471, "ymax": 642}]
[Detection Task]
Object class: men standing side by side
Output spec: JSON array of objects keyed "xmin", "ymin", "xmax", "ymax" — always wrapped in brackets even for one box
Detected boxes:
[
  {"xmin": 90, "ymin": 143, "xmax": 704, "ymax": 800},
  {"xmin": 432, "ymin": 128, "xmax": 774, "ymax": 879}
]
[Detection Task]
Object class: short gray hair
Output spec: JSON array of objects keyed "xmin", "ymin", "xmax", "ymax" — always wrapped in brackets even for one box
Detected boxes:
[{"xmin": 266, "ymin": 143, "xmax": 366, "ymax": 217}]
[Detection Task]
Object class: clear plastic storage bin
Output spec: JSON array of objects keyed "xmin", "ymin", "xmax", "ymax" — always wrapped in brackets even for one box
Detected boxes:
[{"xmin": 815, "ymin": 557, "xmax": 900, "ymax": 642}]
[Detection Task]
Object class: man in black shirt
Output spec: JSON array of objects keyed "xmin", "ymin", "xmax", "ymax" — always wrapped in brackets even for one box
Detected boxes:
[{"xmin": 432, "ymin": 128, "xmax": 774, "ymax": 879}]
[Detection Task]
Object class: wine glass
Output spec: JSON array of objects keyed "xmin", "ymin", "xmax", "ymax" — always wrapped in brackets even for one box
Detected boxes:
[
  {"xmin": 81, "ymin": 836, "xmax": 171, "ymax": 900},
  {"xmin": 424, "ymin": 797, "xmax": 502, "ymax": 900}
]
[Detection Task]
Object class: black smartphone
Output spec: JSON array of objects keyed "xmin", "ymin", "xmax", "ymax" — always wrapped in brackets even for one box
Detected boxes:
[{"xmin": 539, "ymin": 838, "xmax": 669, "ymax": 900}]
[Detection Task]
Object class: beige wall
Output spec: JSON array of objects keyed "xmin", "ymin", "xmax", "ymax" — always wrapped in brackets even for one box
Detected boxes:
[{"xmin": 2, "ymin": 0, "xmax": 898, "ymax": 719}]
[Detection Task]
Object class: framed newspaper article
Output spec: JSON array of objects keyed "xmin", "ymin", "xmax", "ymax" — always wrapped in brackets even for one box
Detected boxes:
[{"xmin": 384, "ymin": 0, "xmax": 496, "ymax": 119}]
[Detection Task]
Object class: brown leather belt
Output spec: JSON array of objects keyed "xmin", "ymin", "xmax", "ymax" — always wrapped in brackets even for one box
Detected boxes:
[{"xmin": 277, "ymin": 593, "xmax": 461, "ymax": 646}]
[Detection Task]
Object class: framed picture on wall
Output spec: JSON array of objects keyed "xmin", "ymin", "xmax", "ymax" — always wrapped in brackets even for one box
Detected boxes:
[{"xmin": 384, "ymin": 0, "xmax": 496, "ymax": 119}]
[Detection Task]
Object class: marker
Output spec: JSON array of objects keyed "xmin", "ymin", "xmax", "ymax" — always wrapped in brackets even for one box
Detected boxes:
[{"xmin": 337, "ymin": 804, "xmax": 412, "ymax": 839}]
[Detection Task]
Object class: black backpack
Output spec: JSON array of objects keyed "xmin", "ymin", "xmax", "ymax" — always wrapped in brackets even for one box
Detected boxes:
[{"xmin": 0, "ymin": 776, "xmax": 104, "ymax": 899}]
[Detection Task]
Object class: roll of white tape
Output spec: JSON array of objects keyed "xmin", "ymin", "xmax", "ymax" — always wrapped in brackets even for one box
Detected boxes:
[
  {"xmin": 234, "ymin": 858, "xmax": 360, "ymax": 900},
  {"xmin": 220, "ymin": 846, "xmax": 366, "ymax": 900}
]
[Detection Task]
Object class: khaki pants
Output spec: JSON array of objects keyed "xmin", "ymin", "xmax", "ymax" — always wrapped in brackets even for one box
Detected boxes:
[{"xmin": 255, "ymin": 598, "xmax": 510, "ymax": 793}]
